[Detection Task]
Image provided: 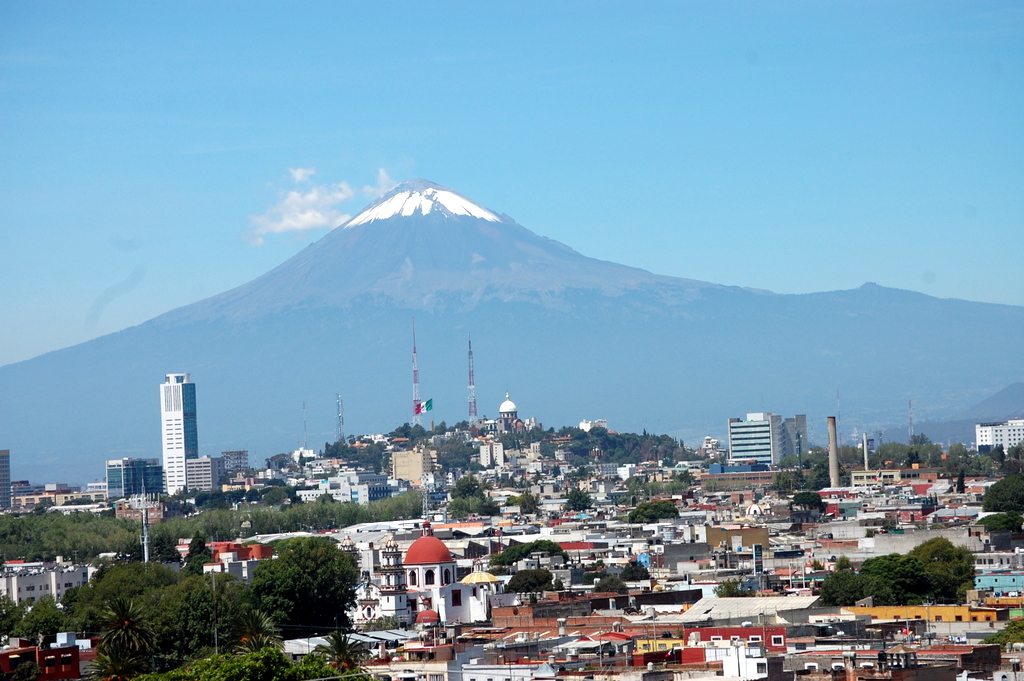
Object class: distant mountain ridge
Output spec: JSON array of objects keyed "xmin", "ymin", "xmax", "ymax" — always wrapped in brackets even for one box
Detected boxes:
[{"xmin": 2, "ymin": 180, "xmax": 1023, "ymax": 483}]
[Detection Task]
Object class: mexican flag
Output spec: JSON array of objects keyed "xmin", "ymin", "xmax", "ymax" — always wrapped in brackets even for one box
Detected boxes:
[{"xmin": 415, "ymin": 399, "xmax": 433, "ymax": 414}]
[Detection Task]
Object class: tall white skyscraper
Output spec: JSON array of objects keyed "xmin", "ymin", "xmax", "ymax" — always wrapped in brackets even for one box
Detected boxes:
[{"xmin": 160, "ymin": 373, "xmax": 198, "ymax": 495}]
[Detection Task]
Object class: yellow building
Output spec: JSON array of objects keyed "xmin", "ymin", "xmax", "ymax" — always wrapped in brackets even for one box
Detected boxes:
[
  {"xmin": 843, "ymin": 605, "xmax": 1004, "ymax": 623},
  {"xmin": 392, "ymin": 445, "xmax": 437, "ymax": 483}
]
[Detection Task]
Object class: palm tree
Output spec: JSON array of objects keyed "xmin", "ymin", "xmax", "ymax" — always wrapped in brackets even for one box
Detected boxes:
[
  {"xmin": 313, "ymin": 630, "xmax": 368, "ymax": 670},
  {"xmin": 98, "ymin": 597, "xmax": 154, "ymax": 656},
  {"xmin": 231, "ymin": 608, "xmax": 282, "ymax": 654},
  {"xmin": 89, "ymin": 642, "xmax": 150, "ymax": 681}
]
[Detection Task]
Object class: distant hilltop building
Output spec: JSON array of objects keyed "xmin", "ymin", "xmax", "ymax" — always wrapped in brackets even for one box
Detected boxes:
[
  {"xmin": 160, "ymin": 373, "xmax": 198, "ymax": 495},
  {"xmin": 475, "ymin": 392, "xmax": 540, "ymax": 434},
  {"xmin": 579, "ymin": 419, "xmax": 607, "ymax": 432},
  {"xmin": 220, "ymin": 450, "xmax": 249, "ymax": 473},
  {"xmin": 727, "ymin": 412, "xmax": 807, "ymax": 466},
  {"xmin": 977, "ymin": 419, "xmax": 1024, "ymax": 452}
]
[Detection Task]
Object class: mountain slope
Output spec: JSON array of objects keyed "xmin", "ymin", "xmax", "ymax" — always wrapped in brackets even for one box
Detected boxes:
[{"xmin": 2, "ymin": 180, "xmax": 1023, "ymax": 483}]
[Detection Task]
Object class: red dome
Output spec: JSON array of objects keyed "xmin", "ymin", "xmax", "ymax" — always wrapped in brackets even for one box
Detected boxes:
[
  {"xmin": 404, "ymin": 535, "xmax": 454, "ymax": 565},
  {"xmin": 415, "ymin": 608, "xmax": 440, "ymax": 624}
]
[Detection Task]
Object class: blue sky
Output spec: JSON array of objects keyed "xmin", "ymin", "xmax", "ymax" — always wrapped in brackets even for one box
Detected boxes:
[{"xmin": 1, "ymin": 2, "xmax": 1021, "ymax": 367}]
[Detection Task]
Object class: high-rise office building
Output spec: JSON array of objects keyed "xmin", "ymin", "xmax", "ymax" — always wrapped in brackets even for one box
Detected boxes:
[
  {"xmin": 160, "ymin": 373, "xmax": 198, "ymax": 495},
  {"xmin": 727, "ymin": 412, "xmax": 807, "ymax": 466},
  {"xmin": 0, "ymin": 450, "xmax": 10, "ymax": 510},
  {"xmin": 106, "ymin": 458, "xmax": 164, "ymax": 499}
]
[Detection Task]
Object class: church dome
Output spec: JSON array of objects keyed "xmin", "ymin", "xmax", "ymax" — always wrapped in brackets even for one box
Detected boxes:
[
  {"xmin": 415, "ymin": 608, "xmax": 440, "ymax": 624},
  {"xmin": 404, "ymin": 535, "xmax": 454, "ymax": 565},
  {"xmin": 499, "ymin": 392, "xmax": 517, "ymax": 414}
]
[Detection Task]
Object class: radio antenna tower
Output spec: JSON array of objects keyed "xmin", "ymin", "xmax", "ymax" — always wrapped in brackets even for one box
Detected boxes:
[
  {"xmin": 412, "ymin": 318, "xmax": 422, "ymax": 426},
  {"xmin": 908, "ymin": 399, "xmax": 914, "ymax": 445},
  {"xmin": 129, "ymin": 482, "xmax": 158, "ymax": 563},
  {"xmin": 468, "ymin": 334, "xmax": 477, "ymax": 422},
  {"xmin": 336, "ymin": 394, "xmax": 345, "ymax": 443}
]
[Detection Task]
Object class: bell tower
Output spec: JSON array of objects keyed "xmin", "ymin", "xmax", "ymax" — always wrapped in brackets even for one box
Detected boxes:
[{"xmin": 379, "ymin": 534, "xmax": 411, "ymax": 624}]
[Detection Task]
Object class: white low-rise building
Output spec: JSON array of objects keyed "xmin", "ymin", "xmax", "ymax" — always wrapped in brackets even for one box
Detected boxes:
[{"xmin": 0, "ymin": 562, "xmax": 89, "ymax": 604}]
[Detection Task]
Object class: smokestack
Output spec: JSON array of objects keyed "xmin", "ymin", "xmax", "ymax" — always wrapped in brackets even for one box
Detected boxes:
[{"xmin": 828, "ymin": 416, "xmax": 840, "ymax": 488}]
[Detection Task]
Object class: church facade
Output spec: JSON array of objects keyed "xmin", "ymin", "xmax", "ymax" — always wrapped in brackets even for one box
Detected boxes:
[{"xmin": 350, "ymin": 523, "xmax": 492, "ymax": 626}]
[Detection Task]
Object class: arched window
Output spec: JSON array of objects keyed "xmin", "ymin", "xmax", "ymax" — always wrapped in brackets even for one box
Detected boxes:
[
  {"xmin": 425, "ymin": 569, "xmax": 435, "ymax": 585},
  {"xmin": 408, "ymin": 571, "xmax": 417, "ymax": 586},
  {"xmin": 443, "ymin": 569, "xmax": 451, "ymax": 585}
]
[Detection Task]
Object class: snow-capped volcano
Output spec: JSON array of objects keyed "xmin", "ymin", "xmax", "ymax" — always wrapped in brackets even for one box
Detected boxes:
[{"xmin": 346, "ymin": 179, "xmax": 501, "ymax": 226}]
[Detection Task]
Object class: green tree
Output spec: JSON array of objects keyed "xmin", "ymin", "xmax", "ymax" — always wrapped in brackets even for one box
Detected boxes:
[
  {"xmin": 859, "ymin": 553, "xmax": 932, "ymax": 605},
  {"xmin": 313, "ymin": 630, "xmax": 368, "ymax": 670},
  {"xmin": 506, "ymin": 569, "xmax": 554, "ymax": 593},
  {"xmin": 593, "ymin": 574, "xmax": 629, "ymax": 594},
  {"xmin": 713, "ymin": 579, "xmax": 755, "ymax": 598},
  {"xmin": 909, "ymin": 537, "xmax": 975, "ymax": 603},
  {"xmin": 69, "ymin": 563, "xmax": 179, "ymax": 635},
  {"xmin": 564, "ymin": 487, "xmax": 592, "ymax": 512},
  {"xmin": 12, "ymin": 661, "xmax": 41, "ymax": 681},
  {"xmin": 11, "ymin": 596, "xmax": 69, "ymax": 642},
  {"xmin": 984, "ymin": 618, "xmax": 1024, "ymax": 647},
  {"xmin": 489, "ymin": 540, "xmax": 568, "ymax": 567},
  {"xmin": 136, "ymin": 646, "xmax": 337, "ymax": 681},
  {"xmin": 250, "ymin": 537, "xmax": 358, "ymax": 633},
  {"xmin": 151, "ymin": 573, "xmax": 244, "ymax": 668},
  {"xmin": 99, "ymin": 597, "xmax": 155, "ymax": 656},
  {"xmin": 510, "ymin": 493, "xmax": 538, "ymax": 515},
  {"xmin": 790, "ymin": 491, "xmax": 826, "ymax": 512},
  {"xmin": 90, "ymin": 642, "xmax": 151, "ymax": 681},
  {"xmin": 0, "ymin": 595, "xmax": 26, "ymax": 639},
  {"xmin": 628, "ymin": 500, "xmax": 678, "ymax": 523},
  {"xmin": 835, "ymin": 555, "xmax": 853, "ymax": 571},
  {"xmin": 983, "ymin": 474, "xmax": 1024, "ymax": 512},
  {"xmin": 231, "ymin": 608, "xmax": 282, "ymax": 654},
  {"xmin": 182, "ymin": 536, "xmax": 213, "ymax": 577},
  {"xmin": 620, "ymin": 562, "xmax": 651, "ymax": 581},
  {"xmin": 979, "ymin": 511, "xmax": 1024, "ymax": 532}
]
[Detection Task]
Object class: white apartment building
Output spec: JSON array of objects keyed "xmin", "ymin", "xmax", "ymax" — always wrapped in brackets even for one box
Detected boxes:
[
  {"xmin": 977, "ymin": 419, "xmax": 1024, "ymax": 452},
  {"xmin": 0, "ymin": 563, "xmax": 89, "ymax": 604},
  {"xmin": 160, "ymin": 373, "xmax": 198, "ymax": 495}
]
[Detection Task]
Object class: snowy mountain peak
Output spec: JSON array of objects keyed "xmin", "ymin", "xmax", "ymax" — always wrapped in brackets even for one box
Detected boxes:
[{"xmin": 345, "ymin": 179, "xmax": 501, "ymax": 227}]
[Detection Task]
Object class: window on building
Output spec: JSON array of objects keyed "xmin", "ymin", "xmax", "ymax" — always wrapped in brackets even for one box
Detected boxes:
[
  {"xmin": 757, "ymin": 663, "xmax": 767, "ymax": 674},
  {"xmin": 749, "ymin": 636, "xmax": 762, "ymax": 642},
  {"xmin": 935, "ymin": 616, "xmax": 942, "ymax": 622},
  {"xmin": 771, "ymin": 636, "xmax": 784, "ymax": 647},
  {"xmin": 409, "ymin": 571, "xmax": 417, "ymax": 586},
  {"xmin": 444, "ymin": 569, "xmax": 451, "ymax": 584},
  {"xmin": 425, "ymin": 570, "xmax": 435, "ymax": 585},
  {"xmin": 955, "ymin": 616, "xmax": 963, "ymax": 622},
  {"xmin": 658, "ymin": 644, "xmax": 666, "ymax": 650},
  {"xmin": 429, "ymin": 675, "xmax": 443, "ymax": 681},
  {"xmin": 452, "ymin": 589, "xmax": 462, "ymax": 606}
]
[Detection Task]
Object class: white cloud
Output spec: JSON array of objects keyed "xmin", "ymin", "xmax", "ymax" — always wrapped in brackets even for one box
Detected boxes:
[
  {"xmin": 249, "ymin": 182, "xmax": 355, "ymax": 245},
  {"xmin": 362, "ymin": 168, "xmax": 398, "ymax": 198},
  {"xmin": 289, "ymin": 167, "xmax": 316, "ymax": 182}
]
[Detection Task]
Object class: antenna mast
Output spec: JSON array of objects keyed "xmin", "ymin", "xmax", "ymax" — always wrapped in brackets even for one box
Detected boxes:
[
  {"xmin": 412, "ymin": 318, "xmax": 422, "ymax": 426},
  {"xmin": 336, "ymin": 395, "xmax": 345, "ymax": 443},
  {"xmin": 468, "ymin": 334, "xmax": 477, "ymax": 423},
  {"xmin": 908, "ymin": 399, "xmax": 914, "ymax": 445},
  {"xmin": 302, "ymin": 400, "xmax": 307, "ymax": 450}
]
